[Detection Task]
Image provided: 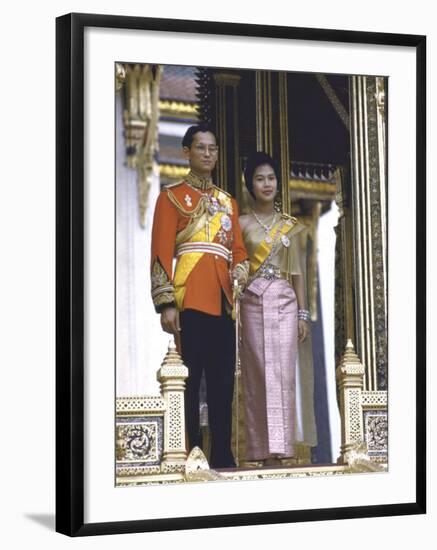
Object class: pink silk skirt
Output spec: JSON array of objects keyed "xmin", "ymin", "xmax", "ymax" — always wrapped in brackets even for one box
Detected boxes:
[{"xmin": 240, "ymin": 277, "xmax": 298, "ymax": 460}]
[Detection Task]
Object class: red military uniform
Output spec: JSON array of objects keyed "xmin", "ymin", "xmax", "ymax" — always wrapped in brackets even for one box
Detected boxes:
[
  {"xmin": 150, "ymin": 172, "xmax": 248, "ymax": 315},
  {"xmin": 150, "ymin": 170, "xmax": 248, "ymax": 469}
]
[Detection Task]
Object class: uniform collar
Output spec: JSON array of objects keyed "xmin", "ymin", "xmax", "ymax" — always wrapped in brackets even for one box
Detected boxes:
[{"xmin": 186, "ymin": 171, "xmax": 213, "ymax": 191}]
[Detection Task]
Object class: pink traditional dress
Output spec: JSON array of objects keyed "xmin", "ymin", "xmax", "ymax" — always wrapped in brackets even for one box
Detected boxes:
[{"xmin": 240, "ymin": 212, "xmax": 317, "ymax": 461}]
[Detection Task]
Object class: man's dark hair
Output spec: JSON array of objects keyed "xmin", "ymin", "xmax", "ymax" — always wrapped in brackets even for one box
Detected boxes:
[
  {"xmin": 182, "ymin": 124, "xmax": 217, "ymax": 148},
  {"xmin": 244, "ymin": 151, "xmax": 281, "ymax": 199}
]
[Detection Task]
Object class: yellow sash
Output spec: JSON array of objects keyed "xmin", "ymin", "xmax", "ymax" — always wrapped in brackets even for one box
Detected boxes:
[
  {"xmin": 173, "ymin": 190, "xmax": 232, "ymax": 310},
  {"xmin": 250, "ymin": 218, "xmax": 296, "ymax": 275}
]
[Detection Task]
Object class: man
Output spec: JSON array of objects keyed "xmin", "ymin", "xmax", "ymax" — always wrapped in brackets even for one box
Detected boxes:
[{"xmin": 150, "ymin": 124, "xmax": 248, "ymax": 468}]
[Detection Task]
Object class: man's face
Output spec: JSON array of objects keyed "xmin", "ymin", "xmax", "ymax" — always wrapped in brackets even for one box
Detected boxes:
[{"xmin": 183, "ymin": 131, "xmax": 218, "ymax": 176}]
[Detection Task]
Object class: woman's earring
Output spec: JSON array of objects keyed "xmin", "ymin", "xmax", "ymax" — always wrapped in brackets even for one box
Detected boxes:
[{"xmin": 274, "ymin": 193, "xmax": 282, "ymax": 212}]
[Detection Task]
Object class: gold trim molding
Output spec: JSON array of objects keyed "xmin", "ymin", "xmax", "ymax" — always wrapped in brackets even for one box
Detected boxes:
[
  {"xmin": 290, "ymin": 178, "xmax": 337, "ymax": 199},
  {"xmin": 159, "ymin": 100, "xmax": 198, "ymax": 118},
  {"xmin": 159, "ymin": 164, "xmax": 189, "ymax": 180}
]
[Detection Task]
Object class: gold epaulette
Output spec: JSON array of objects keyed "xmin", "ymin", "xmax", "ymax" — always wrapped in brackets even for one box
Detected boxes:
[
  {"xmin": 213, "ymin": 185, "xmax": 232, "ymax": 198},
  {"xmin": 164, "ymin": 180, "xmax": 185, "ymax": 189}
]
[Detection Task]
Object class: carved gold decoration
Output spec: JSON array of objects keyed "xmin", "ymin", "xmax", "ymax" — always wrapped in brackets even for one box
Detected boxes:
[
  {"xmin": 116, "ymin": 422, "xmax": 158, "ymax": 462},
  {"xmin": 375, "ymin": 77, "xmax": 386, "ymax": 118},
  {"xmin": 115, "ymin": 63, "xmax": 126, "ymax": 92},
  {"xmin": 115, "ymin": 394, "xmax": 165, "ymax": 474},
  {"xmin": 334, "ymin": 341, "xmax": 387, "ymax": 467},
  {"xmin": 213, "ymin": 73, "xmax": 241, "ymax": 87},
  {"xmin": 213, "ymin": 74, "xmax": 239, "ymax": 191},
  {"xmin": 315, "ymin": 74, "xmax": 349, "ymax": 129},
  {"xmin": 219, "ymin": 464, "xmax": 349, "ymax": 482},
  {"xmin": 256, "ymin": 71, "xmax": 273, "ymax": 155},
  {"xmin": 116, "ymin": 395, "xmax": 166, "ymax": 414},
  {"xmin": 157, "ymin": 340, "xmax": 189, "ymax": 471},
  {"xmin": 279, "ymin": 73, "xmax": 291, "ymax": 214},
  {"xmin": 350, "ymin": 75, "xmax": 387, "ymax": 391},
  {"xmin": 159, "ymin": 164, "xmax": 190, "ymax": 180},
  {"xmin": 159, "ymin": 100, "xmax": 198, "ymax": 118},
  {"xmin": 289, "ymin": 179, "xmax": 337, "ymax": 200},
  {"xmin": 361, "ymin": 390, "xmax": 387, "ymax": 408},
  {"xmin": 336, "ymin": 339, "xmax": 365, "ymax": 464},
  {"xmin": 365, "ymin": 412, "xmax": 387, "ymax": 454},
  {"xmin": 343, "ymin": 442, "xmax": 387, "ymax": 473},
  {"xmin": 118, "ymin": 463, "xmax": 352, "ymax": 486},
  {"xmin": 121, "ymin": 63, "xmax": 162, "ymax": 227},
  {"xmin": 361, "ymin": 390, "xmax": 388, "ymax": 461},
  {"xmin": 307, "ymin": 202, "xmax": 322, "ymax": 321},
  {"xmin": 184, "ymin": 447, "xmax": 224, "ymax": 481},
  {"xmin": 334, "ymin": 166, "xmax": 355, "ymax": 353}
]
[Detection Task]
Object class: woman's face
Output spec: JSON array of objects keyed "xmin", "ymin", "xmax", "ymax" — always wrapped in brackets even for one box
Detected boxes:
[{"xmin": 252, "ymin": 163, "xmax": 278, "ymax": 205}]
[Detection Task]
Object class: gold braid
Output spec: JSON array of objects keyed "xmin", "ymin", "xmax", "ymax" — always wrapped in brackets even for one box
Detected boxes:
[{"xmin": 166, "ymin": 189, "xmax": 209, "ymax": 219}]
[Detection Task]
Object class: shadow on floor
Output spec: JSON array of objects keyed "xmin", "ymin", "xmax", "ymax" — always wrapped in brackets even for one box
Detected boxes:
[{"xmin": 25, "ymin": 514, "xmax": 55, "ymax": 531}]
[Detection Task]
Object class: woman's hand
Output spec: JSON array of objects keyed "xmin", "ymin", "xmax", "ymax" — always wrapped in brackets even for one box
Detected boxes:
[
  {"xmin": 160, "ymin": 307, "xmax": 180, "ymax": 335},
  {"xmin": 298, "ymin": 319, "xmax": 309, "ymax": 343}
]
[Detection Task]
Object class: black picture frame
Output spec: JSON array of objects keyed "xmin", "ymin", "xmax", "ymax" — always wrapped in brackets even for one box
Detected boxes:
[{"xmin": 56, "ymin": 12, "xmax": 426, "ymax": 537}]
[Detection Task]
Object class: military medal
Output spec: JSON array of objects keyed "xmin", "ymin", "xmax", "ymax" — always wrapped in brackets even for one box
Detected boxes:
[
  {"xmin": 184, "ymin": 194, "xmax": 192, "ymax": 207},
  {"xmin": 220, "ymin": 214, "xmax": 232, "ymax": 231},
  {"xmin": 208, "ymin": 196, "xmax": 219, "ymax": 216},
  {"xmin": 281, "ymin": 234, "xmax": 290, "ymax": 247}
]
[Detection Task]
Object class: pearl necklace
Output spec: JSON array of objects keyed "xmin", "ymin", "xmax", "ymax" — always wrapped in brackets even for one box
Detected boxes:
[{"xmin": 251, "ymin": 209, "xmax": 277, "ymax": 244}]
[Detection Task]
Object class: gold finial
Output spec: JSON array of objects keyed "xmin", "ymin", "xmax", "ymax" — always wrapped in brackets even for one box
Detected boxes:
[
  {"xmin": 160, "ymin": 339, "xmax": 184, "ymax": 368},
  {"xmin": 340, "ymin": 339, "xmax": 362, "ymax": 365},
  {"xmin": 336, "ymin": 338, "xmax": 365, "ymax": 381}
]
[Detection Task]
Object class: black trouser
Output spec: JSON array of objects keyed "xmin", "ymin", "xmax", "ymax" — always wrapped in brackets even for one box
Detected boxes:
[{"xmin": 179, "ymin": 307, "xmax": 236, "ymax": 468}]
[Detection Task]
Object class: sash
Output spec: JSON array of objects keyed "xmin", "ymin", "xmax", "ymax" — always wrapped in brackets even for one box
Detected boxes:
[
  {"xmin": 173, "ymin": 189, "xmax": 232, "ymax": 310},
  {"xmin": 250, "ymin": 218, "xmax": 296, "ymax": 275}
]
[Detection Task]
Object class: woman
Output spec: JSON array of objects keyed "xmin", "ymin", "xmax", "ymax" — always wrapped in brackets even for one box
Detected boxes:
[{"xmin": 239, "ymin": 151, "xmax": 317, "ymax": 466}]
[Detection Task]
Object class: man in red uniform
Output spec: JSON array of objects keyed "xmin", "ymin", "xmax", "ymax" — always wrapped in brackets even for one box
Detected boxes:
[{"xmin": 150, "ymin": 124, "xmax": 248, "ymax": 468}]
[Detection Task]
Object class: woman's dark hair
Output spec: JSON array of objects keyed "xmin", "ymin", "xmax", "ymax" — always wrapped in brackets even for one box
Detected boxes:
[
  {"xmin": 182, "ymin": 124, "xmax": 217, "ymax": 148},
  {"xmin": 244, "ymin": 151, "xmax": 280, "ymax": 199}
]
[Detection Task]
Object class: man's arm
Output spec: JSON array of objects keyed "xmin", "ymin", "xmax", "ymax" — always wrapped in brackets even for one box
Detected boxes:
[{"xmin": 150, "ymin": 191, "xmax": 180, "ymax": 334}]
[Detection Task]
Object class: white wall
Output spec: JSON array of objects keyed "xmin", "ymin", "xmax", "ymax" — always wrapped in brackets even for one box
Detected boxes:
[
  {"xmin": 0, "ymin": 1, "xmax": 433, "ymax": 548},
  {"xmin": 318, "ymin": 202, "xmax": 342, "ymax": 460},
  {"xmin": 115, "ymin": 93, "xmax": 168, "ymax": 396}
]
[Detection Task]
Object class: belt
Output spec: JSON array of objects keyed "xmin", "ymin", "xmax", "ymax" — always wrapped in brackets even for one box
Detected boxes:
[
  {"xmin": 176, "ymin": 241, "xmax": 232, "ymax": 262},
  {"xmin": 256, "ymin": 262, "xmax": 288, "ymax": 281}
]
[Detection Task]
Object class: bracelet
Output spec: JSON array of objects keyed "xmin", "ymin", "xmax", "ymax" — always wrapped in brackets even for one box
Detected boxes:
[{"xmin": 298, "ymin": 309, "xmax": 311, "ymax": 322}]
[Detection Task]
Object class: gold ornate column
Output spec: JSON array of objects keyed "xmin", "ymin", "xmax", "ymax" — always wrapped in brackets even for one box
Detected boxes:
[
  {"xmin": 349, "ymin": 75, "xmax": 388, "ymax": 391},
  {"xmin": 375, "ymin": 76, "xmax": 387, "ymax": 317},
  {"xmin": 278, "ymin": 73, "xmax": 291, "ymax": 215},
  {"xmin": 157, "ymin": 341, "xmax": 189, "ymax": 473},
  {"xmin": 334, "ymin": 167, "xmax": 355, "ymax": 343},
  {"xmin": 255, "ymin": 71, "xmax": 273, "ymax": 155},
  {"xmin": 213, "ymin": 73, "xmax": 241, "ymax": 195}
]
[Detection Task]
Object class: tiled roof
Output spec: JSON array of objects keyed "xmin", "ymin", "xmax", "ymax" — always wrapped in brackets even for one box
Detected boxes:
[{"xmin": 160, "ymin": 65, "xmax": 198, "ymax": 102}]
